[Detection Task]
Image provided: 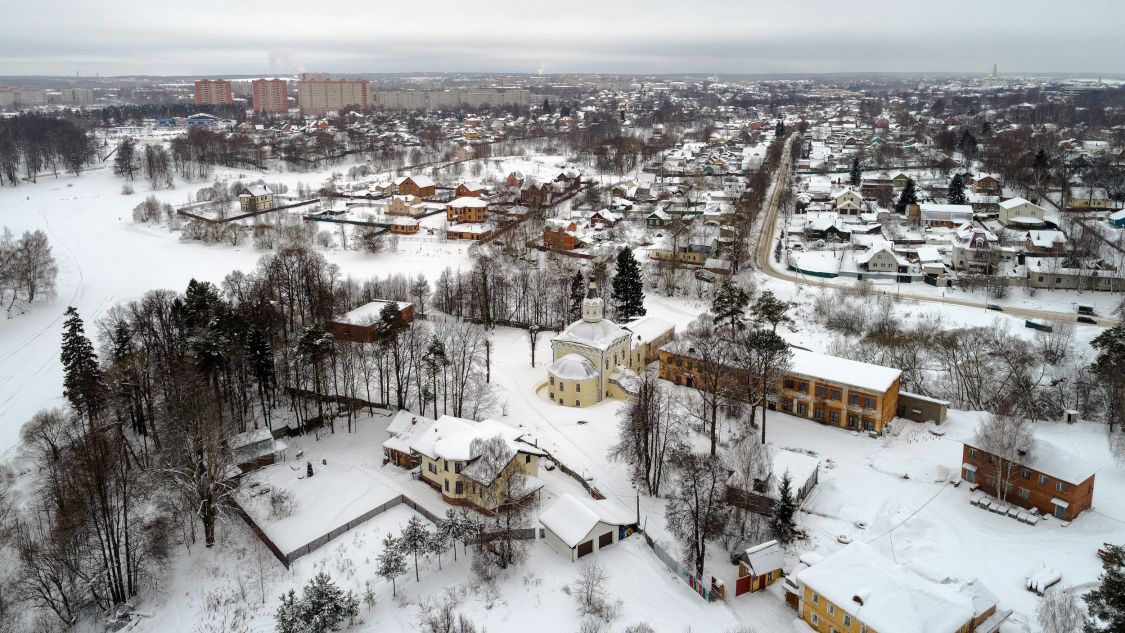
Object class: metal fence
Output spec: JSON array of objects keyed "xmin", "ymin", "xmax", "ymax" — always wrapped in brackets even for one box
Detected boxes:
[
  {"xmin": 234, "ymin": 492, "xmax": 445, "ymax": 568},
  {"xmin": 640, "ymin": 531, "xmax": 712, "ymax": 601}
]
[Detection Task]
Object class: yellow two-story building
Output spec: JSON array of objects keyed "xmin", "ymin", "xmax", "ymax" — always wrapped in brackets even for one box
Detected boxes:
[{"xmin": 794, "ymin": 543, "xmax": 1009, "ymax": 633}]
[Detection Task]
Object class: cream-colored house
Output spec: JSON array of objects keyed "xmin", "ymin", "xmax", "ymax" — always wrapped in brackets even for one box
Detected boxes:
[
  {"xmin": 547, "ymin": 283, "xmax": 641, "ymax": 407},
  {"xmin": 998, "ymin": 197, "xmax": 1045, "ymax": 227},
  {"xmin": 832, "ymin": 189, "xmax": 865, "ymax": 215},
  {"xmin": 383, "ymin": 415, "xmax": 544, "ymax": 514},
  {"xmin": 238, "ymin": 185, "xmax": 275, "ymax": 213},
  {"xmin": 386, "ymin": 194, "xmax": 426, "ymax": 217},
  {"xmin": 539, "ymin": 494, "xmax": 633, "ymax": 562}
]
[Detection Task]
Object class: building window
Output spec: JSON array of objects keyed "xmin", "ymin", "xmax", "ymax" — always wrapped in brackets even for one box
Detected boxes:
[
  {"xmin": 455, "ymin": 481, "xmax": 464, "ymax": 495},
  {"xmin": 849, "ymin": 394, "xmax": 860, "ymax": 406},
  {"xmin": 811, "ymin": 593, "xmax": 819, "ymax": 605},
  {"xmin": 815, "ymin": 386, "xmax": 826, "ymax": 398},
  {"xmin": 575, "ymin": 400, "xmax": 580, "ymax": 406},
  {"xmin": 428, "ymin": 463, "xmax": 437, "ymax": 474},
  {"xmin": 455, "ymin": 462, "xmax": 463, "ymax": 474},
  {"xmin": 549, "ymin": 392, "xmax": 555, "ymax": 400},
  {"xmin": 784, "ymin": 379, "xmax": 794, "ymax": 390},
  {"xmin": 576, "ymin": 383, "xmax": 581, "ymax": 393},
  {"xmin": 829, "ymin": 389, "xmax": 842, "ymax": 401},
  {"xmin": 864, "ymin": 397, "xmax": 876, "ymax": 409},
  {"xmin": 829, "ymin": 411, "xmax": 840, "ymax": 424},
  {"xmin": 1019, "ymin": 488, "xmax": 1030, "ymax": 500},
  {"xmin": 444, "ymin": 479, "xmax": 449, "ymax": 492},
  {"xmin": 848, "ymin": 415, "xmax": 859, "ymax": 428},
  {"xmin": 1056, "ymin": 481, "xmax": 1068, "ymax": 493},
  {"xmin": 827, "ymin": 604, "xmax": 835, "ymax": 616},
  {"xmin": 814, "ymin": 407, "xmax": 824, "ymax": 421},
  {"xmin": 443, "ymin": 459, "xmax": 449, "ymax": 472},
  {"xmin": 968, "ymin": 448, "xmax": 977, "ymax": 458},
  {"xmin": 844, "ymin": 615, "xmax": 852, "ymax": 626},
  {"xmin": 1039, "ymin": 474, "xmax": 1048, "ymax": 486},
  {"xmin": 525, "ymin": 454, "xmax": 532, "ymax": 464},
  {"xmin": 796, "ymin": 403, "xmax": 807, "ymax": 416},
  {"xmin": 811, "ymin": 614, "xmax": 819, "ymax": 625},
  {"xmin": 550, "ymin": 376, "xmax": 555, "ymax": 385}
]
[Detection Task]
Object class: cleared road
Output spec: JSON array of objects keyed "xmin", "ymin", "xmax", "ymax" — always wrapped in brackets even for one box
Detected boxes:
[{"xmin": 752, "ymin": 136, "xmax": 1120, "ymax": 328}]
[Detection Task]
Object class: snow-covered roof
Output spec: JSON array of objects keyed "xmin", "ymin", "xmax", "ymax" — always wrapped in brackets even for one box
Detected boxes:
[
  {"xmin": 916, "ymin": 246, "xmax": 942, "ymax": 263},
  {"xmin": 965, "ymin": 436, "xmax": 1096, "ymax": 484},
  {"xmin": 856, "ymin": 246, "xmax": 907, "ymax": 266},
  {"xmin": 338, "ymin": 300, "xmax": 412, "ymax": 325},
  {"xmin": 772, "ymin": 450, "xmax": 819, "ymax": 498},
  {"xmin": 742, "ymin": 540, "xmax": 784, "ymax": 577},
  {"xmin": 795, "ymin": 542, "xmax": 979, "ymax": 633},
  {"xmin": 547, "ymin": 354, "xmax": 598, "ymax": 380},
  {"xmin": 998, "ymin": 197, "xmax": 1039, "ymax": 211},
  {"xmin": 398, "ymin": 415, "xmax": 545, "ymax": 464},
  {"xmin": 555, "ymin": 317, "xmax": 630, "ymax": 351},
  {"xmin": 387, "ymin": 410, "xmax": 432, "ymax": 436},
  {"xmin": 1027, "ymin": 230, "xmax": 1065, "ymax": 248},
  {"xmin": 624, "ymin": 315, "xmax": 675, "ymax": 345},
  {"xmin": 789, "ymin": 348, "xmax": 901, "ymax": 393},
  {"xmin": 396, "ymin": 174, "xmax": 435, "ymax": 188},
  {"xmin": 1109, "ymin": 209, "xmax": 1125, "ymax": 221},
  {"xmin": 240, "ymin": 184, "xmax": 271, "ymax": 197},
  {"xmin": 448, "ymin": 196, "xmax": 489, "ymax": 208},
  {"xmin": 539, "ymin": 493, "xmax": 632, "ymax": 548}
]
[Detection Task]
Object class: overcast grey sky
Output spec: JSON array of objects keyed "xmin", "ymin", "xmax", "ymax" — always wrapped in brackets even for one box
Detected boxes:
[{"xmin": 2, "ymin": 0, "xmax": 1122, "ymax": 76}]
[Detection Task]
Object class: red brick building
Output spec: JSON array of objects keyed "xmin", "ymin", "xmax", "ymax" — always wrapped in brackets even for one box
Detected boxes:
[
  {"xmin": 961, "ymin": 440, "xmax": 1095, "ymax": 521},
  {"xmin": 543, "ymin": 219, "xmax": 582, "ymax": 250},
  {"xmin": 455, "ymin": 181, "xmax": 486, "ymax": 197},
  {"xmin": 251, "ymin": 79, "xmax": 289, "ymax": 114}
]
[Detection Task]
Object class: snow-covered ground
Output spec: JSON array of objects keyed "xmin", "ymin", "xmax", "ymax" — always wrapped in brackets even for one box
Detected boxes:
[{"xmin": 3, "ymin": 157, "xmax": 1123, "ymax": 633}]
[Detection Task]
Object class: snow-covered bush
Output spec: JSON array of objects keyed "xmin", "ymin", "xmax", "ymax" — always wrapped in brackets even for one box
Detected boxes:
[{"xmin": 268, "ymin": 488, "xmax": 296, "ymax": 520}]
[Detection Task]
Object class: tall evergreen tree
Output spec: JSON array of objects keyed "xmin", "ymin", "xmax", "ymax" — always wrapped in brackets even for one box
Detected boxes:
[
  {"xmin": 849, "ymin": 157, "xmax": 862, "ymax": 186},
  {"xmin": 1085, "ymin": 544, "xmax": 1125, "ymax": 633},
  {"xmin": 774, "ymin": 120, "xmax": 786, "ymax": 138},
  {"xmin": 376, "ymin": 533, "xmax": 407, "ymax": 596},
  {"xmin": 611, "ymin": 248, "xmax": 646, "ymax": 321},
  {"xmin": 771, "ymin": 471, "xmax": 798, "ymax": 543},
  {"xmin": 399, "ymin": 516, "xmax": 430, "ymax": 582},
  {"xmin": 947, "ymin": 173, "xmax": 967, "ymax": 205},
  {"xmin": 895, "ymin": 177, "xmax": 919, "ymax": 214},
  {"xmin": 711, "ymin": 279, "xmax": 750, "ymax": 338},
  {"xmin": 569, "ymin": 270, "xmax": 586, "ymax": 323},
  {"xmin": 60, "ymin": 306, "xmax": 105, "ymax": 424}
]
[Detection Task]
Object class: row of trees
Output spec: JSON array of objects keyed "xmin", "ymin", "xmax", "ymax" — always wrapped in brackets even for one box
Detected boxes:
[
  {"xmin": 0, "ymin": 114, "xmax": 95, "ymax": 185},
  {"xmin": 0, "ymin": 227, "xmax": 58, "ymax": 313}
]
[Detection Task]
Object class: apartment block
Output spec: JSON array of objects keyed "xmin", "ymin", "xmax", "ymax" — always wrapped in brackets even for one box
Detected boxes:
[
  {"xmin": 297, "ymin": 78, "xmax": 370, "ymax": 115},
  {"xmin": 194, "ymin": 79, "xmax": 233, "ymax": 105},
  {"xmin": 251, "ymin": 79, "xmax": 289, "ymax": 114}
]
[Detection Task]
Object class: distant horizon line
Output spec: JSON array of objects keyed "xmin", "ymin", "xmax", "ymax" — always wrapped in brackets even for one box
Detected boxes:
[{"xmin": 2, "ymin": 70, "xmax": 1123, "ymax": 81}]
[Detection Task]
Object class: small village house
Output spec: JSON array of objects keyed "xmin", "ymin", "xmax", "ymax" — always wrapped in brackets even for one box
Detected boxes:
[
  {"xmin": 735, "ymin": 540, "xmax": 784, "ymax": 595},
  {"xmin": 238, "ymin": 184, "xmax": 275, "ymax": 213},
  {"xmin": 325, "ymin": 300, "xmax": 414, "ymax": 343},
  {"xmin": 446, "ymin": 197, "xmax": 490, "ymax": 224},
  {"xmin": 396, "ymin": 175, "xmax": 437, "ymax": 198}
]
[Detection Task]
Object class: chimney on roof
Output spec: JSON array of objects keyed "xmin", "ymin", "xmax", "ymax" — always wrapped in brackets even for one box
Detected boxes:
[{"xmin": 853, "ymin": 595, "xmax": 864, "ymax": 606}]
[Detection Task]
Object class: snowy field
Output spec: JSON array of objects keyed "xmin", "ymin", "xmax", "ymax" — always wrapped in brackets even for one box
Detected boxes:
[{"xmin": 2, "ymin": 157, "xmax": 1123, "ymax": 633}]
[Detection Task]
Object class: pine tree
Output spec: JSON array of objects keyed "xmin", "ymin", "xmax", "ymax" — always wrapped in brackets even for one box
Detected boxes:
[
  {"xmin": 775, "ymin": 120, "xmax": 786, "ymax": 138},
  {"xmin": 569, "ymin": 270, "xmax": 586, "ymax": 323},
  {"xmin": 275, "ymin": 572, "xmax": 358, "ymax": 633},
  {"xmin": 611, "ymin": 248, "xmax": 646, "ymax": 321},
  {"xmin": 60, "ymin": 306, "xmax": 105, "ymax": 424},
  {"xmin": 749, "ymin": 290, "xmax": 793, "ymax": 333},
  {"xmin": 542, "ymin": 98, "xmax": 553, "ymax": 114},
  {"xmin": 895, "ymin": 178, "xmax": 919, "ymax": 214},
  {"xmin": 1085, "ymin": 544, "xmax": 1125, "ymax": 633},
  {"xmin": 849, "ymin": 157, "xmax": 862, "ymax": 186},
  {"xmin": 947, "ymin": 173, "xmax": 967, "ymax": 205},
  {"xmin": 439, "ymin": 508, "xmax": 479, "ymax": 561},
  {"xmin": 771, "ymin": 472, "xmax": 798, "ymax": 543},
  {"xmin": 399, "ymin": 516, "xmax": 431, "ymax": 582},
  {"xmin": 376, "ymin": 533, "xmax": 407, "ymax": 596},
  {"xmin": 711, "ymin": 279, "xmax": 749, "ymax": 338}
]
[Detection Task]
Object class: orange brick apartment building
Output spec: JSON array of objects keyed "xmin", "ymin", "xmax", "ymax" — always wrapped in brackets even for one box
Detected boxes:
[
  {"xmin": 961, "ymin": 440, "xmax": 1095, "ymax": 521},
  {"xmin": 659, "ymin": 345, "xmax": 902, "ymax": 434},
  {"xmin": 194, "ymin": 79, "xmax": 233, "ymax": 105}
]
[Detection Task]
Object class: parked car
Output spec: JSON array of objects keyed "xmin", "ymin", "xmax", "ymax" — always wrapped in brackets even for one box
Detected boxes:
[
  {"xmin": 694, "ymin": 269, "xmax": 716, "ymax": 283},
  {"xmin": 1077, "ymin": 316, "xmax": 1097, "ymax": 324},
  {"xmin": 986, "ymin": 304, "xmax": 1003, "ymax": 311}
]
